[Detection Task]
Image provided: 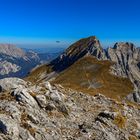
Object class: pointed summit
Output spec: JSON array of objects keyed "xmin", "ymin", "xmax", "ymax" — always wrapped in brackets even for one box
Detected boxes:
[
  {"xmin": 27, "ymin": 36, "xmax": 108, "ymax": 82},
  {"xmin": 50, "ymin": 36, "xmax": 107, "ymax": 71},
  {"xmin": 66, "ymin": 36, "xmax": 102, "ymax": 55},
  {"xmin": 87, "ymin": 36, "xmax": 100, "ymax": 47}
]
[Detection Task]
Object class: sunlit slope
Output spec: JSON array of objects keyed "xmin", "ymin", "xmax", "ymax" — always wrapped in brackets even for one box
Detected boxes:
[{"xmin": 53, "ymin": 56, "xmax": 133, "ymax": 100}]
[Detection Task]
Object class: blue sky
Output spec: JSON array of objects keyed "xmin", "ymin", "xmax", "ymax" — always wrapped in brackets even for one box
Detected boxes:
[{"xmin": 0, "ymin": 0, "xmax": 140, "ymax": 47}]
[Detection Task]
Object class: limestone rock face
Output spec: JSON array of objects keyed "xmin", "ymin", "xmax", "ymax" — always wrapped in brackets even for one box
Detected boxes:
[
  {"xmin": 107, "ymin": 42, "xmax": 140, "ymax": 102},
  {"xmin": 12, "ymin": 88, "xmax": 38, "ymax": 107},
  {"xmin": 0, "ymin": 79, "xmax": 139, "ymax": 140},
  {"xmin": 35, "ymin": 95, "xmax": 47, "ymax": 108},
  {"xmin": 0, "ymin": 114, "xmax": 19, "ymax": 140},
  {"xmin": 0, "ymin": 44, "xmax": 26, "ymax": 58},
  {"xmin": 0, "ymin": 60, "xmax": 21, "ymax": 75},
  {"xmin": 0, "ymin": 78, "xmax": 27, "ymax": 92}
]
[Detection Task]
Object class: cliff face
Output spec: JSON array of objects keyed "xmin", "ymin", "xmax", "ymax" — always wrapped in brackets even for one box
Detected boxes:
[{"xmin": 107, "ymin": 43, "xmax": 140, "ymax": 102}]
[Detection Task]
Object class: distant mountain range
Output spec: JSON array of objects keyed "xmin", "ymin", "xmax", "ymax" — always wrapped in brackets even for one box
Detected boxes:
[
  {"xmin": 21, "ymin": 47, "xmax": 64, "ymax": 53},
  {"xmin": 0, "ymin": 44, "xmax": 62, "ymax": 78},
  {"xmin": 27, "ymin": 36, "xmax": 140, "ymax": 103}
]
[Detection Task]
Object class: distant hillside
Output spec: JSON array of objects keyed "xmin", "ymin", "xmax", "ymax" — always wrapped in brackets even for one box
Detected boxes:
[
  {"xmin": 31, "ymin": 47, "xmax": 64, "ymax": 53},
  {"xmin": 0, "ymin": 44, "xmax": 60, "ymax": 78}
]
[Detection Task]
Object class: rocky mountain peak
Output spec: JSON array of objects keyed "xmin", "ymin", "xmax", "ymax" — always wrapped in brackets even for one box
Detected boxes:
[
  {"xmin": 107, "ymin": 41, "xmax": 140, "ymax": 103},
  {"xmin": 113, "ymin": 42, "xmax": 135, "ymax": 52},
  {"xmin": 0, "ymin": 44, "xmax": 26, "ymax": 58},
  {"xmin": 87, "ymin": 36, "xmax": 101, "ymax": 48},
  {"xmin": 65, "ymin": 36, "xmax": 102, "ymax": 55},
  {"xmin": 50, "ymin": 36, "xmax": 107, "ymax": 72}
]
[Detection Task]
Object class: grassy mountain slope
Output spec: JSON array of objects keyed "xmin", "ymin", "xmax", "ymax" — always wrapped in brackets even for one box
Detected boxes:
[{"xmin": 53, "ymin": 56, "xmax": 133, "ymax": 100}]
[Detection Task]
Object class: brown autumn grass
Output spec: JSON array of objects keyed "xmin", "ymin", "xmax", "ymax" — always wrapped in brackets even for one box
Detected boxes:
[
  {"xmin": 20, "ymin": 111, "xmax": 37, "ymax": 136},
  {"xmin": 0, "ymin": 91, "xmax": 15, "ymax": 101},
  {"xmin": 53, "ymin": 56, "xmax": 133, "ymax": 100},
  {"xmin": 114, "ymin": 112, "xmax": 127, "ymax": 128},
  {"xmin": 129, "ymin": 135, "xmax": 138, "ymax": 140},
  {"xmin": 26, "ymin": 54, "xmax": 133, "ymax": 101},
  {"xmin": 124, "ymin": 100, "xmax": 140, "ymax": 110}
]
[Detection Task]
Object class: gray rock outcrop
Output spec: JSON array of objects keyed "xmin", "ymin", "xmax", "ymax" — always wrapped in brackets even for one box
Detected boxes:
[
  {"xmin": 0, "ymin": 78, "xmax": 139, "ymax": 139},
  {"xmin": 107, "ymin": 42, "xmax": 140, "ymax": 102},
  {"xmin": 0, "ymin": 78, "xmax": 27, "ymax": 92}
]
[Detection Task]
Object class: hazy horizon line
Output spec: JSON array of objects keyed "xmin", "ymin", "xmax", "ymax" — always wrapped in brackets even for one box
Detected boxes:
[{"xmin": 0, "ymin": 36, "xmax": 139, "ymax": 48}]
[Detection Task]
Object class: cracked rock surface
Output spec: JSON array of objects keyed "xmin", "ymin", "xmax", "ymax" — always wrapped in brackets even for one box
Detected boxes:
[{"xmin": 0, "ymin": 78, "xmax": 139, "ymax": 140}]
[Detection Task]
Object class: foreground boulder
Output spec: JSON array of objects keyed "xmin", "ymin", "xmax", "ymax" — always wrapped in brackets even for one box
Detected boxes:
[
  {"xmin": 0, "ymin": 78, "xmax": 27, "ymax": 92},
  {"xmin": 0, "ymin": 81, "xmax": 139, "ymax": 140},
  {"xmin": 0, "ymin": 114, "xmax": 19, "ymax": 140},
  {"xmin": 12, "ymin": 88, "xmax": 38, "ymax": 107},
  {"xmin": 35, "ymin": 94, "xmax": 47, "ymax": 108}
]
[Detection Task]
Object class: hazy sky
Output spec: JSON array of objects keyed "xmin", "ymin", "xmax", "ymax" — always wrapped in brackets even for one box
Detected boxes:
[{"xmin": 0, "ymin": 0, "xmax": 140, "ymax": 47}]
